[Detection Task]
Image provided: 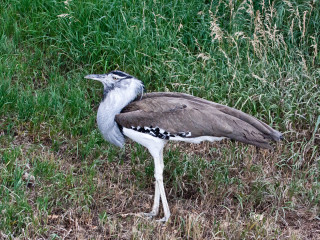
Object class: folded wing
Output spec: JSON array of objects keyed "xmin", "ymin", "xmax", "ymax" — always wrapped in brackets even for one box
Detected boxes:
[{"xmin": 115, "ymin": 92, "xmax": 282, "ymax": 149}]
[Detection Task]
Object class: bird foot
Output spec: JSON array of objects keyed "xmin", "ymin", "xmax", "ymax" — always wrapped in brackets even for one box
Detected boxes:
[
  {"xmin": 141, "ymin": 212, "xmax": 170, "ymax": 222},
  {"xmin": 143, "ymin": 210, "xmax": 158, "ymax": 219},
  {"xmin": 155, "ymin": 216, "xmax": 169, "ymax": 223}
]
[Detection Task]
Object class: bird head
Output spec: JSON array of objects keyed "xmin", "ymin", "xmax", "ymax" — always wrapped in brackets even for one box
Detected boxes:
[
  {"xmin": 85, "ymin": 70, "xmax": 132, "ymax": 88},
  {"xmin": 85, "ymin": 70, "xmax": 144, "ymax": 99}
]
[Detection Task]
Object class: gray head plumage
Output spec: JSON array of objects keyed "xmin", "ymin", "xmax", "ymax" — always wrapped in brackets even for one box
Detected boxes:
[{"xmin": 85, "ymin": 70, "xmax": 144, "ymax": 99}]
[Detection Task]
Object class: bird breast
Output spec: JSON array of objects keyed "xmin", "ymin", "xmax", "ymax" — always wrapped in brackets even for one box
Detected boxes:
[{"xmin": 97, "ymin": 102, "xmax": 125, "ymax": 147}]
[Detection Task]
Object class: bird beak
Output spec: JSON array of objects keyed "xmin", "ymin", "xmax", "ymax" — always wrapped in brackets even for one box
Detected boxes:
[{"xmin": 84, "ymin": 74, "xmax": 108, "ymax": 82}]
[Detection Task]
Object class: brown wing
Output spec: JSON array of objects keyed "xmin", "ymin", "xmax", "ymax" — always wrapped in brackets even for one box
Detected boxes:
[{"xmin": 115, "ymin": 92, "xmax": 282, "ymax": 149}]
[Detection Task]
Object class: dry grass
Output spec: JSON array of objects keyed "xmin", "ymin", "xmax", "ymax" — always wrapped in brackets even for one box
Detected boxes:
[{"xmin": 1, "ymin": 126, "xmax": 319, "ymax": 239}]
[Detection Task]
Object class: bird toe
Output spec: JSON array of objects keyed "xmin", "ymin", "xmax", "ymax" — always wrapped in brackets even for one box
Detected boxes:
[
  {"xmin": 155, "ymin": 216, "xmax": 170, "ymax": 223},
  {"xmin": 143, "ymin": 211, "xmax": 158, "ymax": 219}
]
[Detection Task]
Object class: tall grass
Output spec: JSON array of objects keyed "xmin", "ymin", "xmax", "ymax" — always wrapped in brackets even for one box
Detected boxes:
[{"xmin": 0, "ymin": 0, "xmax": 319, "ymax": 238}]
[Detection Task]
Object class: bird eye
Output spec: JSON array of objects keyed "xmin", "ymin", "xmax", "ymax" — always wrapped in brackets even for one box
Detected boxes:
[{"xmin": 112, "ymin": 76, "xmax": 118, "ymax": 80}]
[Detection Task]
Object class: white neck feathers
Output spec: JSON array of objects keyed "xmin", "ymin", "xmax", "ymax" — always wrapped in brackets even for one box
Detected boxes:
[{"xmin": 97, "ymin": 78, "xmax": 143, "ymax": 147}]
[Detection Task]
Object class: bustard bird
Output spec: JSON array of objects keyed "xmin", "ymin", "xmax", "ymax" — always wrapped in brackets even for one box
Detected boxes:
[{"xmin": 85, "ymin": 70, "xmax": 282, "ymax": 222}]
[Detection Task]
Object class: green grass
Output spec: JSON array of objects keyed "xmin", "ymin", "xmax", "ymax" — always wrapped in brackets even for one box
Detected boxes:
[{"xmin": 0, "ymin": 0, "xmax": 319, "ymax": 239}]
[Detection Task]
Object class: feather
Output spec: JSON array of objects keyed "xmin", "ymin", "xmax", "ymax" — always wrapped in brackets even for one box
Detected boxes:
[{"xmin": 116, "ymin": 92, "xmax": 282, "ymax": 149}]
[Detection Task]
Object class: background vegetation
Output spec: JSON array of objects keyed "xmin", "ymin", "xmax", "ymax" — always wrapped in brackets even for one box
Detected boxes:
[{"xmin": 0, "ymin": 0, "xmax": 319, "ymax": 239}]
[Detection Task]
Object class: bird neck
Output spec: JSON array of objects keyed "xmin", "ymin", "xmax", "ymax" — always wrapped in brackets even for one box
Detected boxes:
[
  {"xmin": 100, "ymin": 79, "xmax": 144, "ymax": 114},
  {"xmin": 96, "ymin": 79, "xmax": 144, "ymax": 147}
]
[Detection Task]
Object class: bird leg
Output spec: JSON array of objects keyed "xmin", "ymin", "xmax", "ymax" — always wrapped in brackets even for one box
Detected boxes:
[
  {"xmin": 153, "ymin": 148, "xmax": 171, "ymax": 222},
  {"xmin": 155, "ymin": 177, "xmax": 171, "ymax": 222},
  {"xmin": 144, "ymin": 180, "xmax": 160, "ymax": 218},
  {"xmin": 143, "ymin": 143, "xmax": 171, "ymax": 222}
]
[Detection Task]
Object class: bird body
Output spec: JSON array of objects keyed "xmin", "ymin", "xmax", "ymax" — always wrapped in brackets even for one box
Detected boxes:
[
  {"xmin": 116, "ymin": 92, "xmax": 282, "ymax": 148},
  {"xmin": 86, "ymin": 70, "xmax": 282, "ymax": 222}
]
